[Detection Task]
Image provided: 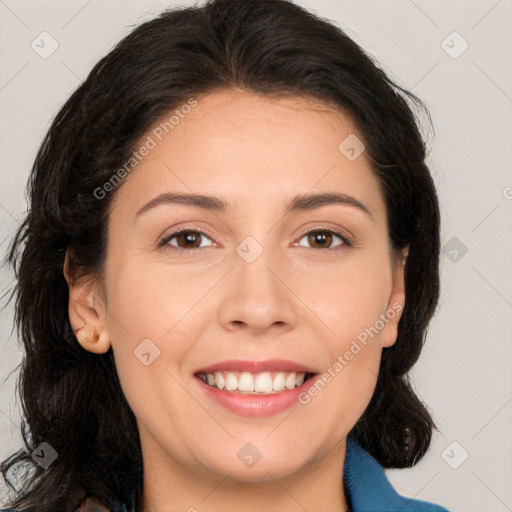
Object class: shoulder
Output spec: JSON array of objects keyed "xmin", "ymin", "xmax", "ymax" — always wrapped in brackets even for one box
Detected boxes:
[{"xmin": 344, "ymin": 436, "xmax": 450, "ymax": 512}]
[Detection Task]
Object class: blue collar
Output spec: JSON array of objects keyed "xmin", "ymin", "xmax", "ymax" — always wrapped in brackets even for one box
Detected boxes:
[{"xmin": 343, "ymin": 436, "xmax": 449, "ymax": 511}]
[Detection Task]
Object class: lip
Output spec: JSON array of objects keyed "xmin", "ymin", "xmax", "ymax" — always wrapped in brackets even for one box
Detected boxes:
[
  {"xmin": 194, "ymin": 368, "xmax": 320, "ymax": 418},
  {"xmin": 194, "ymin": 358, "xmax": 318, "ymax": 375}
]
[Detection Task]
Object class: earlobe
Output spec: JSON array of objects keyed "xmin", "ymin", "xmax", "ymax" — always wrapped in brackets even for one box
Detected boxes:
[
  {"xmin": 64, "ymin": 249, "xmax": 110, "ymax": 354},
  {"xmin": 380, "ymin": 296, "xmax": 404, "ymax": 348},
  {"xmin": 380, "ymin": 249, "xmax": 407, "ymax": 348},
  {"xmin": 70, "ymin": 300, "xmax": 108, "ymax": 352},
  {"xmin": 74, "ymin": 323, "xmax": 111, "ymax": 354}
]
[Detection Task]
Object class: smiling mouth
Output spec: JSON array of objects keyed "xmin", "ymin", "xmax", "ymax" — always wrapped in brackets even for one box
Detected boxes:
[{"xmin": 195, "ymin": 370, "xmax": 317, "ymax": 394}]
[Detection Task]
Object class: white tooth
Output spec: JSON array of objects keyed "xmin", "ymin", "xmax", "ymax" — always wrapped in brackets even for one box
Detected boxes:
[
  {"xmin": 210, "ymin": 370, "xmax": 305, "ymax": 393},
  {"xmin": 285, "ymin": 372, "xmax": 296, "ymax": 390},
  {"xmin": 254, "ymin": 372, "xmax": 273, "ymax": 393},
  {"xmin": 214, "ymin": 372, "xmax": 225, "ymax": 389},
  {"xmin": 225, "ymin": 372, "xmax": 238, "ymax": 391},
  {"xmin": 272, "ymin": 372, "xmax": 286, "ymax": 391},
  {"xmin": 238, "ymin": 372, "xmax": 255, "ymax": 392}
]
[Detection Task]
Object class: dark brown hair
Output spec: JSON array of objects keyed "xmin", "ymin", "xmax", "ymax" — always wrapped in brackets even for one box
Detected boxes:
[{"xmin": 1, "ymin": 0, "xmax": 440, "ymax": 510}]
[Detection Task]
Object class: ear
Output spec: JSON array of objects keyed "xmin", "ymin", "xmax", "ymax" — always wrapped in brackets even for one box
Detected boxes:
[
  {"xmin": 379, "ymin": 247, "xmax": 408, "ymax": 348},
  {"xmin": 63, "ymin": 248, "xmax": 111, "ymax": 354}
]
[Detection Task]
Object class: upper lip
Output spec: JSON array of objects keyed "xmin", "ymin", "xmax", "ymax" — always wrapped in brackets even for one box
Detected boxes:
[{"xmin": 194, "ymin": 359, "xmax": 319, "ymax": 375}]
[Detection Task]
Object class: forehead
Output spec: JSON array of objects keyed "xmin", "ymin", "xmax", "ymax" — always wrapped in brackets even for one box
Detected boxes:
[{"xmin": 109, "ymin": 88, "xmax": 385, "ymax": 222}]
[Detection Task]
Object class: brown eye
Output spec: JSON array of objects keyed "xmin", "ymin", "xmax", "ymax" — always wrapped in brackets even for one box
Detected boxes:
[
  {"xmin": 297, "ymin": 230, "xmax": 349, "ymax": 250},
  {"xmin": 308, "ymin": 231, "xmax": 333, "ymax": 249},
  {"xmin": 162, "ymin": 230, "xmax": 213, "ymax": 250}
]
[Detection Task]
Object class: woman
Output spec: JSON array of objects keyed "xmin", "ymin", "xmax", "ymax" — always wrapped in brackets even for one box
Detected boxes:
[{"xmin": 1, "ymin": 0, "xmax": 449, "ymax": 510}]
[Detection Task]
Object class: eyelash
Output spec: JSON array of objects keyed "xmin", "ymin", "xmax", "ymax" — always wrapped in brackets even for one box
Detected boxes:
[{"xmin": 157, "ymin": 227, "xmax": 353, "ymax": 253}]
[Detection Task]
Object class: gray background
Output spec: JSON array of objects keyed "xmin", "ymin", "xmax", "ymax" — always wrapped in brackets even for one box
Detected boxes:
[{"xmin": 1, "ymin": 1, "xmax": 511, "ymax": 510}]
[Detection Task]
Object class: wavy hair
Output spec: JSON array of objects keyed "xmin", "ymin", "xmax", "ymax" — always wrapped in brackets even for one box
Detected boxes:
[{"xmin": 0, "ymin": 0, "xmax": 440, "ymax": 510}]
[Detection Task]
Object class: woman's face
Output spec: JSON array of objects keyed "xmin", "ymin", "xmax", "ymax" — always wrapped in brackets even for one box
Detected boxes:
[{"xmin": 69, "ymin": 89, "xmax": 405, "ymax": 484}]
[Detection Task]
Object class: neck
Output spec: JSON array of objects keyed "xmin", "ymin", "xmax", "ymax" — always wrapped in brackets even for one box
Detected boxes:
[{"xmin": 139, "ymin": 436, "xmax": 349, "ymax": 512}]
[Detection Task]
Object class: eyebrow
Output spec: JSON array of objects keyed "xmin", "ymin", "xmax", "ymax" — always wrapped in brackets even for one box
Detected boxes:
[{"xmin": 134, "ymin": 191, "xmax": 373, "ymax": 221}]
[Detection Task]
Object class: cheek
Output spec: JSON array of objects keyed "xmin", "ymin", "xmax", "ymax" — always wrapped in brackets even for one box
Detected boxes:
[
  {"xmin": 106, "ymin": 260, "xmax": 212, "ymax": 339},
  {"xmin": 298, "ymin": 336, "xmax": 380, "ymax": 445},
  {"xmin": 298, "ymin": 256, "xmax": 390, "ymax": 411},
  {"xmin": 105, "ymin": 262, "xmax": 210, "ymax": 393},
  {"xmin": 104, "ymin": 264, "xmax": 202, "ymax": 431},
  {"xmin": 302, "ymin": 258, "xmax": 391, "ymax": 345}
]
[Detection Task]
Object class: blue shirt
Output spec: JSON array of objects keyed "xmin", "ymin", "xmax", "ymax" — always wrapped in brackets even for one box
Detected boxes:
[
  {"xmin": 1, "ymin": 436, "xmax": 449, "ymax": 511},
  {"xmin": 343, "ymin": 436, "xmax": 449, "ymax": 511}
]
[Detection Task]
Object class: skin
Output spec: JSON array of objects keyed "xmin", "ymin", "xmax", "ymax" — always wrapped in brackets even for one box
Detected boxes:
[{"xmin": 65, "ymin": 88, "xmax": 406, "ymax": 512}]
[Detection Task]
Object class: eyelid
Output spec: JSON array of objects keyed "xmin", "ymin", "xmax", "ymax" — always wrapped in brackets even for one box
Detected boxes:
[
  {"xmin": 158, "ymin": 224, "xmax": 355, "ymax": 252},
  {"xmin": 294, "ymin": 224, "xmax": 354, "ymax": 247},
  {"xmin": 157, "ymin": 225, "xmax": 217, "ymax": 249}
]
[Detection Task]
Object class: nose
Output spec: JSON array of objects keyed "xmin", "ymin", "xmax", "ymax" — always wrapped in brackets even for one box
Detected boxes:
[{"xmin": 217, "ymin": 247, "xmax": 298, "ymax": 334}]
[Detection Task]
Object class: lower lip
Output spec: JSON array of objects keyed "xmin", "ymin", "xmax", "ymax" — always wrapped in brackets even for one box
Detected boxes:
[{"xmin": 194, "ymin": 374, "xmax": 320, "ymax": 418}]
